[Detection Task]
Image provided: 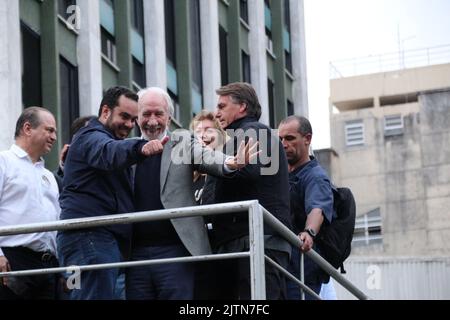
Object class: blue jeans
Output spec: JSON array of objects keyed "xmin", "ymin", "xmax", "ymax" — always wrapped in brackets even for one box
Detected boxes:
[
  {"xmin": 57, "ymin": 229, "xmax": 122, "ymax": 300},
  {"xmin": 287, "ymin": 246, "xmax": 324, "ymax": 300},
  {"xmin": 126, "ymin": 244, "xmax": 194, "ymax": 300}
]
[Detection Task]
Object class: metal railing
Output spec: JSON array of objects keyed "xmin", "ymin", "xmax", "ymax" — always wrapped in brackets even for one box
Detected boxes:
[
  {"xmin": 0, "ymin": 200, "xmax": 369, "ymax": 300},
  {"xmin": 330, "ymin": 44, "xmax": 450, "ymax": 79}
]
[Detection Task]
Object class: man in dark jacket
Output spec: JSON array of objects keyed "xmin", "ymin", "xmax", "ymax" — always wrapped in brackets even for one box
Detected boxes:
[
  {"xmin": 57, "ymin": 86, "xmax": 167, "ymax": 300},
  {"xmin": 53, "ymin": 115, "xmax": 96, "ymax": 192},
  {"xmin": 205, "ymin": 82, "xmax": 292, "ymax": 299}
]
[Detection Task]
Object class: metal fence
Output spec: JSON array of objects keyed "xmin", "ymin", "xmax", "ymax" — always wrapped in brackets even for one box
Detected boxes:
[
  {"xmin": 330, "ymin": 44, "xmax": 450, "ymax": 79},
  {"xmin": 0, "ymin": 200, "xmax": 369, "ymax": 300},
  {"xmin": 333, "ymin": 256, "xmax": 450, "ymax": 300}
]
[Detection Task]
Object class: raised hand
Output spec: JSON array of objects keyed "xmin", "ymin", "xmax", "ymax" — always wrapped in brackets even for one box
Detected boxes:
[
  {"xmin": 141, "ymin": 136, "xmax": 170, "ymax": 156},
  {"xmin": 225, "ymin": 138, "xmax": 260, "ymax": 170}
]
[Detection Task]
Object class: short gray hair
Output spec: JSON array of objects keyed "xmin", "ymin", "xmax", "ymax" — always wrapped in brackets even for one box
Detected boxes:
[{"xmin": 138, "ymin": 87, "xmax": 174, "ymax": 117}]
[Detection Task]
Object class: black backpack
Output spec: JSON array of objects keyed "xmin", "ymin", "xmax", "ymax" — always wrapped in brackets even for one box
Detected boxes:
[{"xmin": 316, "ymin": 187, "xmax": 356, "ymax": 273}]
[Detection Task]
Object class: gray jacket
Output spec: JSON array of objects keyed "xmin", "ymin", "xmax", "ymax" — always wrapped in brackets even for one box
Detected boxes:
[{"xmin": 134, "ymin": 130, "xmax": 227, "ymax": 256}]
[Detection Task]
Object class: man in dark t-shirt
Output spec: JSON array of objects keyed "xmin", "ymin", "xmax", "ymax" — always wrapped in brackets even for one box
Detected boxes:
[{"xmin": 279, "ymin": 116, "xmax": 335, "ymax": 300}]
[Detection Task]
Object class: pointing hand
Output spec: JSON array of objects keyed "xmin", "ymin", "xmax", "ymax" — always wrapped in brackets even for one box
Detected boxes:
[{"xmin": 141, "ymin": 136, "xmax": 169, "ymax": 156}]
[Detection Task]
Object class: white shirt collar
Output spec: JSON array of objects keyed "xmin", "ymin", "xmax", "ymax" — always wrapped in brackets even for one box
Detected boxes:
[{"xmin": 10, "ymin": 144, "xmax": 45, "ymax": 165}]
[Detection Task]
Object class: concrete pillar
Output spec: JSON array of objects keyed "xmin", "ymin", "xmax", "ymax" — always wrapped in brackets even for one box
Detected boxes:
[
  {"xmin": 248, "ymin": 0, "xmax": 269, "ymax": 125},
  {"xmin": 199, "ymin": 0, "xmax": 221, "ymax": 110},
  {"xmin": 77, "ymin": 0, "xmax": 102, "ymax": 116},
  {"xmin": 290, "ymin": 0, "xmax": 309, "ymax": 117},
  {"xmin": 374, "ymin": 96, "xmax": 381, "ymax": 109},
  {"xmin": 0, "ymin": 0, "xmax": 22, "ymax": 150},
  {"xmin": 143, "ymin": 0, "xmax": 167, "ymax": 89}
]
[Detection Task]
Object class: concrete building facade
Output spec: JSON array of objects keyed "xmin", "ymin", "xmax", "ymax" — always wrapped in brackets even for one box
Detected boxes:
[
  {"xmin": 0, "ymin": 0, "xmax": 309, "ymax": 170},
  {"xmin": 323, "ymin": 62, "xmax": 450, "ymax": 299},
  {"xmin": 328, "ymin": 63, "xmax": 450, "ymax": 258}
]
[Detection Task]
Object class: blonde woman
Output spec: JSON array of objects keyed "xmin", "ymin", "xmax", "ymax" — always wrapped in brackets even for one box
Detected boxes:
[
  {"xmin": 190, "ymin": 111, "xmax": 228, "ymax": 205},
  {"xmin": 190, "ymin": 111, "xmax": 228, "ymax": 300}
]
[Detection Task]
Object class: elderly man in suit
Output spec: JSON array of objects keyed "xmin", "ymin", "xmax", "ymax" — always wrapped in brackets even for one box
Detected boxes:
[{"xmin": 126, "ymin": 87, "xmax": 255, "ymax": 300}]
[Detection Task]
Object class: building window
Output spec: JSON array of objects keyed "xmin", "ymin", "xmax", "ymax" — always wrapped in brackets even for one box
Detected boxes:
[
  {"xmin": 130, "ymin": 0, "xmax": 144, "ymax": 34},
  {"xmin": 284, "ymin": 0, "xmax": 291, "ymax": 30},
  {"xmin": 384, "ymin": 114, "xmax": 404, "ymax": 136},
  {"xmin": 21, "ymin": 23, "xmax": 42, "ymax": 108},
  {"xmin": 58, "ymin": 0, "xmax": 76, "ymax": 20},
  {"xmin": 132, "ymin": 57, "xmax": 146, "ymax": 89},
  {"xmin": 353, "ymin": 208, "xmax": 382, "ymax": 247},
  {"xmin": 168, "ymin": 89, "xmax": 180, "ymax": 122},
  {"xmin": 345, "ymin": 120, "xmax": 365, "ymax": 146},
  {"xmin": 59, "ymin": 56, "xmax": 80, "ymax": 144},
  {"xmin": 285, "ymin": 51, "xmax": 293, "ymax": 74},
  {"xmin": 101, "ymin": 27, "xmax": 117, "ymax": 64},
  {"xmin": 283, "ymin": 0, "xmax": 292, "ymax": 73},
  {"xmin": 189, "ymin": 0, "xmax": 203, "ymax": 92},
  {"xmin": 104, "ymin": 0, "xmax": 114, "ymax": 7},
  {"xmin": 130, "ymin": 0, "xmax": 146, "ymax": 88},
  {"xmin": 165, "ymin": 0, "xmax": 176, "ymax": 67},
  {"xmin": 242, "ymin": 51, "xmax": 251, "ymax": 83},
  {"xmin": 265, "ymin": 0, "xmax": 273, "ymax": 53},
  {"xmin": 268, "ymin": 79, "xmax": 275, "ymax": 129},
  {"xmin": 287, "ymin": 100, "xmax": 294, "ymax": 116},
  {"xmin": 100, "ymin": 0, "xmax": 115, "ymax": 35},
  {"xmin": 219, "ymin": 25, "xmax": 229, "ymax": 86},
  {"xmin": 240, "ymin": 0, "xmax": 249, "ymax": 24},
  {"xmin": 189, "ymin": 0, "xmax": 203, "ymax": 115}
]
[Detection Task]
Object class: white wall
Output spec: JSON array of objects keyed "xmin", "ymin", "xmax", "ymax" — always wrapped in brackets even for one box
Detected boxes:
[
  {"xmin": 0, "ymin": 0, "xmax": 22, "ymax": 150},
  {"xmin": 334, "ymin": 257, "xmax": 450, "ymax": 300}
]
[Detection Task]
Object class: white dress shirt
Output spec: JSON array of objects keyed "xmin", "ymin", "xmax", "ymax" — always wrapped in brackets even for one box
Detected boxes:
[{"xmin": 0, "ymin": 144, "xmax": 60, "ymax": 256}]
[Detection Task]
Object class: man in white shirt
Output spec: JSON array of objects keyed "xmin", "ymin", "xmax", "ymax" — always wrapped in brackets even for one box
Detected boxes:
[{"xmin": 0, "ymin": 107, "xmax": 60, "ymax": 300}]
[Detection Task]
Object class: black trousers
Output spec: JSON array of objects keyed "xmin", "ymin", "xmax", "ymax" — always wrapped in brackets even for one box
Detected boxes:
[
  {"xmin": 0, "ymin": 247, "xmax": 59, "ymax": 300},
  {"xmin": 209, "ymin": 249, "xmax": 289, "ymax": 300}
]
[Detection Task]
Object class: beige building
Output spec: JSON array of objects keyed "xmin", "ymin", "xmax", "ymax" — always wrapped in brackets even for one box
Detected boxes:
[
  {"xmin": 322, "ymin": 62, "xmax": 450, "ymax": 299},
  {"xmin": 327, "ymin": 63, "xmax": 450, "ymax": 257}
]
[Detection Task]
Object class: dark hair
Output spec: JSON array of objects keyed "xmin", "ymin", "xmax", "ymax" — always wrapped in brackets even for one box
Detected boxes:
[
  {"xmin": 216, "ymin": 82, "xmax": 262, "ymax": 120},
  {"xmin": 14, "ymin": 107, "xmax": 51, "ymax": 139},
  {"xmin": 70, "ymin": 115, "xmax": 96, "ymax": 140},
  {"xmin": 279, "ymin": 115, "xmax": 313, "ymax": 136},
  {"xmin": 98, "ymin": 86, "xmax": 138, "ymax": 117}
]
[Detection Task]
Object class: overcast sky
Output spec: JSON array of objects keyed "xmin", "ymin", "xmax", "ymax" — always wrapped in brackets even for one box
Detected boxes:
[{"xmin": 304, "ymin": 0, "xmax": 450, "ymax": 149}]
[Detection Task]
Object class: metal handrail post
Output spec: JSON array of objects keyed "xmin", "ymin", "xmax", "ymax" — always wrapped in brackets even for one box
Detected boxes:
[
  {"xmin": 262, "ymin": 207, "xmax": 370, "ymax": 300},
  {"xmin": 265, "ymin": 255, "xmax": 321, "ymax": 300},
  {"xmin": 248, "ymin": 200, "xmax": 266, "ymax": 300},
  {"xmin": 300, "ymin": 252, "xmax": 305, "ymax": 300}
]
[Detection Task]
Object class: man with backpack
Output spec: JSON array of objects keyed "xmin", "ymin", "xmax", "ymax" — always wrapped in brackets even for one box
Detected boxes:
[{"xmin": 278, "ymin": 116, "xmax": 335, "ymax": 300}]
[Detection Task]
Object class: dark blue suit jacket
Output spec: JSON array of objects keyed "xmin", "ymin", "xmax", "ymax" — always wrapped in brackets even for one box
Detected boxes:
[{"xmin": 59, "ymin": 119, "xmax": 147, "ymax": 243}]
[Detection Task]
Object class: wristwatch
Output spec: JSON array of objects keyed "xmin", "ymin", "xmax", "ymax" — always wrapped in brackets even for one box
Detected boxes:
[{"xmin": 303, "ymin": 228, "xmax": 317, "ymax": 239}]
